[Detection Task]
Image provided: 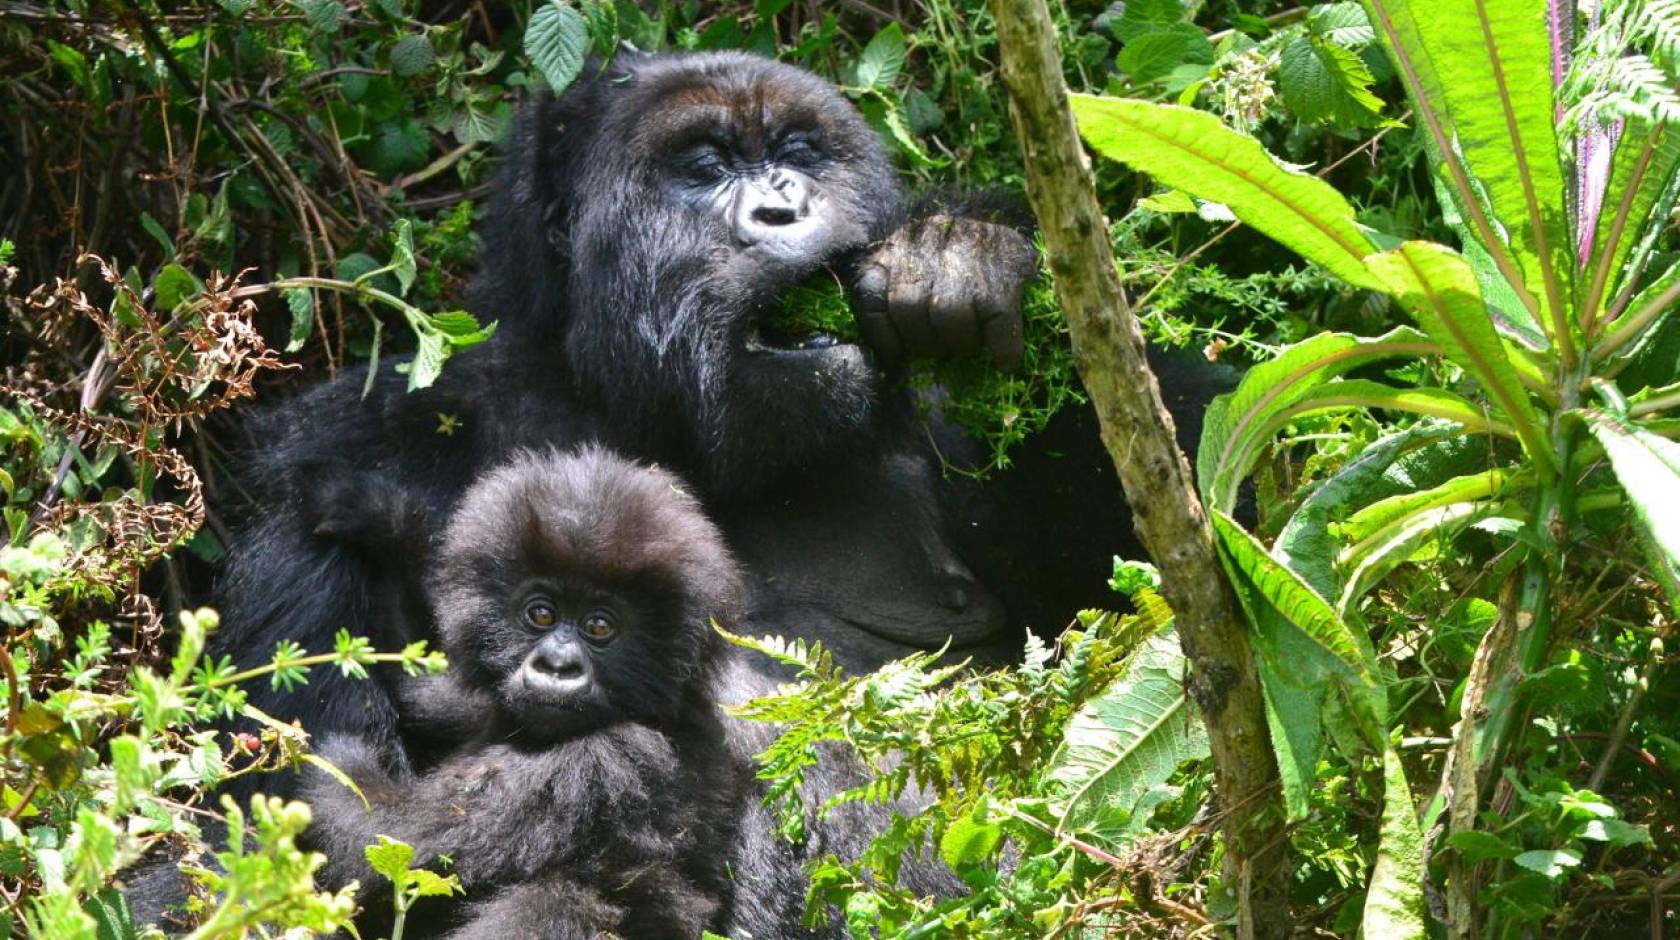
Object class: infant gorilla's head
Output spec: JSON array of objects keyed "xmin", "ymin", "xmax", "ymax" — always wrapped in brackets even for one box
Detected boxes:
[{"xmin": 431, "ymin": 446, "xmax": 741, "ymax": 742}]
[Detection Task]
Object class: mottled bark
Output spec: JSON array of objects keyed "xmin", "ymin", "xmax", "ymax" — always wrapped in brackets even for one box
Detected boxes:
[{"xmin": 986, "ymin": 1, "xmax": 1291, "ymax": 935}]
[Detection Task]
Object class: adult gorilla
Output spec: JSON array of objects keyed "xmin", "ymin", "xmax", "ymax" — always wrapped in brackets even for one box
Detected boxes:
[{"xmin": 215, "ymin": 51, "xmax": 1225, "ymax": 786}]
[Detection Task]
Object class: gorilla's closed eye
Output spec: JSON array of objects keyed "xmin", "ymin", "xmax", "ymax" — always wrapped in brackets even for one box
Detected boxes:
[
  {"xmin": 776, "ymin": 134, "xmax": 823, "ymax": 165},
  {"xmin": 525, "ymin": 599, "xmax": 558, "ymax": 628},
  {"xmin": 681, "ymin": 145, "xmax": 730, "ymax": 181}
]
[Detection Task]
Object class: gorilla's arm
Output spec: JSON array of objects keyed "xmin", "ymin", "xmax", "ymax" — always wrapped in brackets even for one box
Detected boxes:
[{"xmin": 301, "ymin": 725, "xmax": 688, "ymax": 893}]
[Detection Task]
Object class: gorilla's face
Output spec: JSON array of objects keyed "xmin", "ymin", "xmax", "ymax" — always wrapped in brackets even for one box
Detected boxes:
[{"xmin": 552, "ymin": 54, "xmax": 907, "ymax": 493}]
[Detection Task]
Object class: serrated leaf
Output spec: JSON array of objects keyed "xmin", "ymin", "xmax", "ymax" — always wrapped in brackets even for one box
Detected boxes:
[
  {"xmin": 1071, "ymin": 95, "xmax": 1386, "ymax": 291},
  {"xmin": 296, "ymin": 0, "xmax": 347, "ymax": 32},
  {"xmin": 939, "ymin": 815, "xmax": 1004, "ymax": 869},
  {"xmin": 1308, "ymin": 3, "xmax": 1377, "ymax": 47},
  {"xmin": 389, "ymin": 34, "xmax": 436, "ymax": 77},
  {"xmin": 282, "ymin": 287, "xmax": 314, "ymax": 353},
  {"xmin": 389, "ymin": 219, "xmax": 417, "ymax": 298},
  {"xmin": 526, "ymin": 2, "xmax": 590, "ymax": 94},
  {"xmin": 1109, "ymin": 0, "xmax": 1185, "ymax": 43},
  {"xmin": 1046, "ymin": 628, "xmax": 1209, "ymax": 846},
  {"xmin": 407, "ymin": 868, "xmax": 461, "ymax": 898},
  {"xmin": 856, "ymin": 23, "xmax": 907, "ymax": 90},
  {"xmin": 1362, "ymin": 746, "xmax": 1425, "ymax": 939},
  {"xmin": 364, "ymin": 835, "xmax": 415, "ymax": 883},
  {"xmin": 1117, "ymin": 24, "xmax": 1213, "ymax": 85},
  {"xmin": 409, "ymin": 332, "xmax": 449, "ymax": 391},
  {"xmin": 1583, "ymin": 410, "xmax": 1680, "ymax": 603},
  {"xmin": 1278, "ymin": 35, "xmax": 1384, "ymax": 128}
]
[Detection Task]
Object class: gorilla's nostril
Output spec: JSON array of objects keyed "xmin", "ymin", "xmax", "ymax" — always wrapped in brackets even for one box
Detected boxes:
[{"xmin": 753, "ymin": 204, "xmax": 801, "ymax": 226}]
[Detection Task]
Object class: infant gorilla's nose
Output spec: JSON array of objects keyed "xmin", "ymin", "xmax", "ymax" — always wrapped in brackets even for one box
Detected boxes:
[{"xmin": 524, "ymin": 638, "xmax": 591, "ymax": 697}]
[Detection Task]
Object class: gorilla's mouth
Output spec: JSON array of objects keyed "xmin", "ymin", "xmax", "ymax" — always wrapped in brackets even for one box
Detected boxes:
[{"xmin": 743, "ymin": 266, "xmax": 861, "ymax": 356}]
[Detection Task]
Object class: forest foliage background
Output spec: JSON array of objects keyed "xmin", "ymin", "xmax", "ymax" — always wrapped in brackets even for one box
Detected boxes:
[{"xmin": 0, "ymin": 0, "xmax": 1677, "ymax": 937}]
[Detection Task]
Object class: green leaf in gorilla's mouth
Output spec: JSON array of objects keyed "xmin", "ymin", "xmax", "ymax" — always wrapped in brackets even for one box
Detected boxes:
[{"xmin": 749, "ymin": 271, "xmax": 862, "ymax": 351}]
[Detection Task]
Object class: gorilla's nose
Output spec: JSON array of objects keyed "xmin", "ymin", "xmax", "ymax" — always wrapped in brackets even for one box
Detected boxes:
[
  {"xmin": 525, "ymin": 637, "xmax": 590, "ymax": 696},
  {"xmin": 736, "ymin": 169, "xmax": 814, "ymax": 243}
]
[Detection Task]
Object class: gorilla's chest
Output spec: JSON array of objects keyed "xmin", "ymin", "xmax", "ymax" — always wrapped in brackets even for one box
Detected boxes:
[{"xmin": 719, "ymin": 453, "xmax": 1008, "ymax": 674}]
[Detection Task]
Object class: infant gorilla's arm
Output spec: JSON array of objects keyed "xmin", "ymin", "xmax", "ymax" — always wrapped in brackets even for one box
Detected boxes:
[{"xmin": 301, "ymin": 725, "xmax": 718, "ymax": 933}]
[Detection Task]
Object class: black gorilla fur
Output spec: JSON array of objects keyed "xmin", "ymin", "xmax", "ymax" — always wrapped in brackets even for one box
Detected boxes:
[
  {"xmin": 210, "ymin": 49, "xmax": 1234, "ymax": 792},
  {"xmin": 300, "ymin": 448, "xmax": 747, "ymax": 938},
  {"xmin": 297, "ymin": 448, "xmax": 956, "ymax": 939}
]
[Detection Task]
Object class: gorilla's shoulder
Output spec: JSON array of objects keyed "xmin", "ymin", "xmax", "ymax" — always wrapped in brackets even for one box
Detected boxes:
[{"xmin": 236, "ymin": 346, "xmax": 516, "ymax": 495}]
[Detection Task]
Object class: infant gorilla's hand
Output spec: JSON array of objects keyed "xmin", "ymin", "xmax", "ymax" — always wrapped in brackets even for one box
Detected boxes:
[{"xmin": 851, "ymin": 215, "xmax": 1037, "ymax": 370}]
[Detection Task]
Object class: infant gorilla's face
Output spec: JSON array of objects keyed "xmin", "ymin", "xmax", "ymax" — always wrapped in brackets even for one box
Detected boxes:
[{"xmin": 493, "ymin": 577, "xmax": 639, "ymax": 738}]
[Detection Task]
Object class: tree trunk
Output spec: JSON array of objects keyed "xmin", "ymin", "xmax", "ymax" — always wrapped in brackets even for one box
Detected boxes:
[{"xmin": 986, "ymin": 2, "xmax": 1292, "ymax": 935}]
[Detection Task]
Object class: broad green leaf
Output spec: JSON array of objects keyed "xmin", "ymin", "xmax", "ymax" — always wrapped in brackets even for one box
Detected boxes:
[
  {"xmin": 1108, "ymin": 0, "xmax": 1186, "ymax": 43},
  {"xmin": 1587, "ymin": 122, "xmax": 1680, "ymax": 318},
  {"xmin": 1448, "ymin": 829, "xmax": 1521, "ymax": 862},
  {"xmin": 1214, "ymin": 510, "xmax": 1379, "ymax": 815},
  {"xmin": 1363, "ymin": 0, "xmax": 1573, "ymax": 345},
  {"xmin": 855, "ymin": 23, "xmax": 906, "ymax": 91},
  {"xmin": 1337, "ymin": 500, "xmax": 1504, "ymax": 613},
  {"xmin": 1338, "ymin": 468, "xmax": 1512, "ymax": 544},
  {"xmin": 1278, "ymin": 35, "xmax": 1384, "ymax": 128},
  {"xmin": 939, "ymin": 814, "xmax": 1004, "ymax": 869},
  {"xmin": 1199, "ymin": 327, "xmax": 1436, "ymax": 511},
  {"xmin": 1046, "ymin": 628, "xmax": 1209, "ymax": 845},
  {"xmin": 1276, "ymin": 379, "xmax": 1514, "ymax": 439},
  {"xmin": 1212, "ymin": 512, "xmax": 1372, "ymax": 681},
  {"xmin": 1362, "ymin": 746, "xmax": 1426, "ymax": 939},
  {"xmin": 389, "ymin": 219, "xmax": 417, "ymax": 298},
  {"xmin": 408, "ymin": 332, "xmax": 449, "ymax": 391},
  {"xmin": 1277, "ymin": 425, "xmax": 1478, "ymax": 599},
  {"xmin": 1600, "ymin": 259, "xmax": 1680, "ymax": 362},
  {"xmin": 1070, "ymin": 96, "xmax": 1386, "ymax": 291},
  {"xmin": 1308, "ymin": 2, "xmax": 1377, "ymax": 48},
  {"xmin": 389, "ymin": 34, "xmax": 436, "ymax": 77},
  {"xmin": 281, "ymin": 287, "xmax": 314, "ymax": 353},
  {"xmin": 1366, "ymin": 241, "xmax": 1553, "ymax": 472},
  {"xmin": 364, "ymin": 835, "xmax": 415, "ymax": 883},
  {"xmin": 153, "ymin": 264, "xmax": 203, "ymax": 312},
  {"xmin": 1513, "ymin": 848, "xmax": 1581, "ymax": 880},
  {"xmin": 1583, "ymin": 410, "xmax": 1680, "ymax": 607},
  {"xmin": 1116, "ymin": 25, "xmax": 1213, "ymax": 85},
  {"xmin": 407, "ymin": 868, "xmax": 461, "ymax": 898},
  {"xmin": 526, "ymin": 2, "xmax": 590, "ymax": 94}
]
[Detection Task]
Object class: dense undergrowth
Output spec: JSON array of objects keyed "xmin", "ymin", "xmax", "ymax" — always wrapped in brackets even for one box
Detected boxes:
[{"xmin": 1, "ymin": 0, "xmax": 1677, "ymax": 937}]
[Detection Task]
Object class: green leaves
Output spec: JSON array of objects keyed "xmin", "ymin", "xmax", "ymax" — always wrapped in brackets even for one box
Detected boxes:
[
  {"xmin": 526, "ymin": 1, "xmax": 590, "ymax": 94},
  {"xmin": 1278, "ymin": 33, "xmax": 1383, "ymax": 128},
  {"xmin": 1583, "ymin": 410, "xmax": 1680, "ymax": 611},
  {"xmin": 1365, "ymin": 241, "xmax": 1553, "ymax": 471},
  {"xmin": 855, "ymin": 23, "xmax": 907, "ymax": 91},
  {"xmin": 1363, "ymin": 0, "xmax": 1573, "ymax": 350},
  {"xmin": 1045, "ymin": 628, "xmax": 1208, "ymax": 845},
  {"xmin": 1071, "ymin": 96, "xmax": 1386, "ymax": 291}
]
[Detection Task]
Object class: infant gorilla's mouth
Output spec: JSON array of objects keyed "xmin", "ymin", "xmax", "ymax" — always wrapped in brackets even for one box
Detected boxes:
[{"xmin": 743, "ymin": 266, "xmax": 861, "ymax": 355}]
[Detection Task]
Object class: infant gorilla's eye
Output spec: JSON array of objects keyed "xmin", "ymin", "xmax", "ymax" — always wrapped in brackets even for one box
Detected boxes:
[
  {"xmin": 525, "ymin": 600, "xmax": 558, "ymax": 628},
  {"xmin": 778, "ymin": 134, "xmax": 822, "ymax": 163},
  {"xmin": 581, "ymin": 612, "xmax": 616, "ymax": 641}
]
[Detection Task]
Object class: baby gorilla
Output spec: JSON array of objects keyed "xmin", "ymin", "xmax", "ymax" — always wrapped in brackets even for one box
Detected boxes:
[{"xmin": 300, "ymin": 447, "xmax": 747, "ymax": 939}]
